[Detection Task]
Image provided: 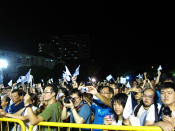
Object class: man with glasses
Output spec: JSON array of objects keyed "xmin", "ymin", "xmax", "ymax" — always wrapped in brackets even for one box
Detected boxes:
[
  {"xmin": 133, "ymin": 88, "xmax": 156, "ymax": 126},
  {"xmin": 24, "ymin": 84, "xmax": 62, "ymax": 128},
  {"xmin": 61, "ymin": 88, "xmax": 91, "ymax": 125}
]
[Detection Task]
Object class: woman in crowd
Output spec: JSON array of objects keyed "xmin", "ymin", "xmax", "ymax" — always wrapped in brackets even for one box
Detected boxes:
[{"xmin": 104, "ymin": 93, "xmax": 128, "ymax": 125}]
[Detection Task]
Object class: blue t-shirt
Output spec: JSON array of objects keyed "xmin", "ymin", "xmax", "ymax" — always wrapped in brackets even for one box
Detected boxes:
[
  {"xmin": 8, "ymin": 101, "xmax": 24, "ymax": 114},
  {"xmin": 70, "ymin": 101, "xmax": 91, "ymax": 124},
  {"xmin": 91, "ymin": 99, "xmax": 113, "ymax": 125}
]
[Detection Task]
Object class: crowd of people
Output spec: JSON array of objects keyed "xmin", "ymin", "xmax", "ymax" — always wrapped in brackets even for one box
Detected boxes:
[{"xmin": 0, "ymin": 68, "xmax": 175, "ymax": 131}]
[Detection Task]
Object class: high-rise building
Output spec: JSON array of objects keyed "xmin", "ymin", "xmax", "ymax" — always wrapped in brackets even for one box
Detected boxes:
[{"xmin": 38, "ymin": 34, "xmax": 91, "ymax": 62}]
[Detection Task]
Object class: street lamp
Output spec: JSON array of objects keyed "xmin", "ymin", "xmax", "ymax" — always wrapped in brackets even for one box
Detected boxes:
[
  {"xmin": 0, "ymin": 59, "xmax": 8, "ymax": 84},
  {"xmin": 0, "ymin": 59, "xmax": 8, "ymax": 69}
]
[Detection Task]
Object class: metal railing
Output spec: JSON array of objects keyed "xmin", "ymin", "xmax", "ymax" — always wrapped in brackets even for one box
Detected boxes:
[
  {"xmin": 0, "ymin": 118, "xmax": 26, "ymax": 131},
  {"xmin": 29, "ymin": 122, "xmax": 162, "ymax": 131}
]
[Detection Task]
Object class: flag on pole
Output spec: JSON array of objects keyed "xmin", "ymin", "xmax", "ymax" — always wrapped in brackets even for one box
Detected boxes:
[
  {"xmin": 50, "ymin": 78, "xmax": 53, "ymax": 83},
  {"xmin": 17, "ymin": 77, "xmax": 21, "ymax": 83},
  {"xmin": 65, "ymin": 65, "xmax": 72, "ymax": 76},
  {"xmin": 20, "ymin": 76, "xmax": 26, "ymax": 84},
  {"xmin": 157, "ymin": 65, "xmax": 162, "ymax": 71},
  {"xmin": 25, "ymin": 69, "xmax": 31, "ymax": 83},
  {"xmin": 120, "ymin": 77, "xmax": 127, "ymax": 84},
  {"xmin": 106, "ymin": 74, "xmax": 113, "ymax": 81},
  {"xmin": 62, "ymin": 72, "xmax": 71, "ymax": 81},
  {"xmin": 126, "ymin": 82, "xmax": 131, "ymax": 88},
  {"xmin": 27, "ymin": 75, "xmax": 33, "ymax": 84},
  {"xmin": 123, "ymin": 93, "xmax": 133, "ymax": 119},
  {"xmin": 8, "ymin": 80, "xmax": 12, "ymax": 86},
  {"xmin": 136, "ymin": 74, "xmax": 143, "ymax": 79},
  {"xmin": 73, "ymin": 65, "xmax": 80, "ymax": 77},
  {"xmin": 88, "ymin": 77, "xmax": 91, "ymax": 81}
]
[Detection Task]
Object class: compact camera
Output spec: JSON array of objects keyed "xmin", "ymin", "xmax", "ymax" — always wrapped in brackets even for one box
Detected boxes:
[
  {"xmin": 64, "ymin": 96, "xmax": 75, "ymax": 103},
  {"xmin": 163, "ymin": 106, "xmax": 172, "ymax": 117}
]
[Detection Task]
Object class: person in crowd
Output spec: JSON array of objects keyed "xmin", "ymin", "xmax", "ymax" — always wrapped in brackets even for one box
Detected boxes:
[
  {"xmin": 145, "ymin": 82, "xmax": 175, "ymax": 131},
  {"xmin": 8, "ymin": 89, "xmax": 25, "ymax": 114},
  {"xmin": 24, "ymin": 84, "xmax": 62, "ymax": 129},
  {"xmin": 104, "ymin": 93, "xmax": 128, "ymax": 125},
  {"xmin": 56, "ymin": 87, "xmax": 68, "ymax": 102},
  {"xmin": 0, "ymin": 95, "xmax": 10, "ymax": 112},
  {"xmin": 133, "ymin": 88, "xmax": 157, "ymax": 126},
  {"xmin": 0, "ymin": 93, "xmax": 38, "ymax": 131},
  {"xmin": 61, "ymin": 88, "xmax": 91, "ymax": 124},
  {"xmin": 88, "ymin": 86, "xmax": 114, "ymax": 131}
]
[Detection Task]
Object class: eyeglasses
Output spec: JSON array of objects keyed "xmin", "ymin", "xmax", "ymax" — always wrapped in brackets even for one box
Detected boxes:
[{"xmin": 143, "ymin": 95, "xmax": 154, "ymax": 99}]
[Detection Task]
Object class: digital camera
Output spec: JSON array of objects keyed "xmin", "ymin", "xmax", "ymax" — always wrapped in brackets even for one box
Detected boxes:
[
  {"xmin": 163, "ymin": 106, "xmax": 172, "ymax": 117},
  {"xmin": 64, "ymin": 96, "xmax": 75, "ymax": 103}
]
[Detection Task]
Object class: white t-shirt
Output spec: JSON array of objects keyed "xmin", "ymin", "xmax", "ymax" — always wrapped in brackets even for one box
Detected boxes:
[{"xmin": 133, "ymin": 105, "xmax": 148, "ymax": 126}]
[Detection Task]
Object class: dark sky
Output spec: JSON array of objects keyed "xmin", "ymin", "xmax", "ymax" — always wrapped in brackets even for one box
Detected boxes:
[{"xmin": 0, "ymin": 2, "xmax": 174, "ymax": 72}]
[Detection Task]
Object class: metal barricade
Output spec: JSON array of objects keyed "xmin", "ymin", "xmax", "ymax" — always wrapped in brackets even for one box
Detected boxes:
[
  {"xmin": 29, "ymin": 122, "xmax": 162, "ymax": 131},
  {"xmin": 0, "ymin": 118, "xmax": 26, "ymax": 131}
]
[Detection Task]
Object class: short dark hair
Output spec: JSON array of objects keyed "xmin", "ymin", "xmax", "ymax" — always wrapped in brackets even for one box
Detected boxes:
[
  {"xmin": 160, "ymin": 82, "xmax": 175, "ymax": 91},
  {"xmin": 69, "ymin": 88, "xmax": 82, "ymax": 98},
  {"xmin": 97, "ymin": 86, "xmax": 114, "ymax": 94},
  {"xmin": 45, "ymin": 84, "xmax": 58, "ymax": 97},
  {"xmin": 58, "ymin": 87, "xmax": 68, "ymax": 97},
  {"xmin": 12, "ymin": 89, "xmax": 24, "ymax": 96}
]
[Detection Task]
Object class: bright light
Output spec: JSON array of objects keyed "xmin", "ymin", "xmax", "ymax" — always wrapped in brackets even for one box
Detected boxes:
[
  {"xmin": 126, "ymin": 76, "xmax": 130, "ymax": 80},
  {"xmin": 0, "ymin": 59, "xmax": 8, "ymax": 68},
  {"xmin": 91, "ymin": 78, "xmax": 96, "ymax": 82}
]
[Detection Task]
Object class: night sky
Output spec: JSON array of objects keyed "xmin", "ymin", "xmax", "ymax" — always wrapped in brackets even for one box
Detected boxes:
[{"xmin": 0, "ymin": 3, "xmax": 174, "ymax": 76}]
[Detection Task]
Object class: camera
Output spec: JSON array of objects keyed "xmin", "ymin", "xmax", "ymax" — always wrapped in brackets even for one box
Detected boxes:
[
  {"xmin": 81, "ymin": 87, "xmax": 89, "ymax": 93},
  {"xmin": 64, "ymin": 96, "xmax": 75, "ymax": 103},
  {"xmin": 163, "ymin": 106, "xmax": 172, "ymax": 117}
]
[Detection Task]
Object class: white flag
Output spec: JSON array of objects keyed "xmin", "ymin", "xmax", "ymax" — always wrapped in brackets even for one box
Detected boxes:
[
  {"xmin": 106, "ymin": 74, "xmax": 113, "ymax": 81},
  {"xmin": 73, "ymin": 65, "xmax": 80, "ymax": 77},
  {"xmin": 8, "ymin": 80, "xmax": 12, "ymax": 86},
  {"xmin": 136, "ymin": 74, "xmax": 143, "ymax": 79},
  {"xmin": 50, "ymin": 78, "xmax": 53, "ymax": 83},
  {"xmin": 20, "ymin": 76, "xmax": 26, "ymax": 84},
  {"xmin": 27, "ymin": 75, "xmax": 33, "ymax": 84},
  {"xmin": 123, "ymin": 93, "xmax": 133, "ymax": 119},
  {"xmin": 157, "ymin": 65, "xmax": 162, "ymax": 71},
  {"xmin": 25, "ymin": 69, "xmax": 31, "ymax": 83},
  {"xmin": 120, "ymin": 77, "xmax": 126, "ymax": 84},
  {"xmin": 88, "ymin": 77, "xmax": 91, "ymax": 81},
  {"xmin": 126, "ymin": 82, "xmax": 131, "ymax": 88},
  {"xmin": 17, "ymin": 77, "xmax": 22, "ymax": 83},
  {"xmin": 65, "ymin": 65, "xmax": 72, "ymax": 76},
  {"xmin": 62, "ymin": 72, "xmax": 71, "ymax": 81}
]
